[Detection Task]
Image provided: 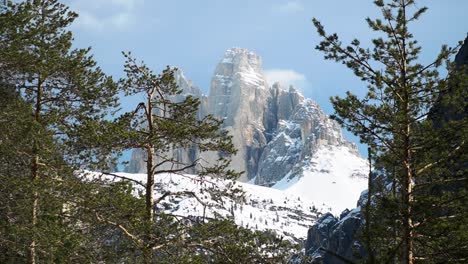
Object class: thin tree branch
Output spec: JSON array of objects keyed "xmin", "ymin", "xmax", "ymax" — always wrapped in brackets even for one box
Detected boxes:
[
  {"xmin": 99, "ymin": 172, "xmax": 146, "ymax": 187},
  {"xmin": 94, "ymin": 212, "xmax": 143, "ymax": 247}
]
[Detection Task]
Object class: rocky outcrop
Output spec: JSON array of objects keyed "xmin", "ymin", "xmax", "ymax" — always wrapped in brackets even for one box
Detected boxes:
[
  {"xmin": 125, "ymin": 48, "xmax": 360, "ymax": 185},
  {"xmin": 306, "ymin": 208, "xmax": 366, "ymax": 263},
  {"xmin": 207, "ymin": 48, "xmax": 270, "ymax": 181},
  {"xmin": 256, "ymin": 97, "xmax": 358, "ymax": 186},
  {"xmin": 305, "ymin": 192, "xmax": 368, "ymax": 263}
]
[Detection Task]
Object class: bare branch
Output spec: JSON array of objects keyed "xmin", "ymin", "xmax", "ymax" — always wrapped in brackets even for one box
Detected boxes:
[
  {"xmin": 416, "ymin": 141, "xmax": 464, "ymax": 175},
  {"xmin": 155, "ymin": 190, "xmax": 206, "ymax": 207},
  {"xmin": 99, "ymin": 172, "xmax": 146, "ymax": 187},
  {"xmin": 154, "ymin": 162, "xmax": 198, "ymax": 175},
  {"xmin": 94, "ymin": 212, "xmax": 143, "ymax": 247}
]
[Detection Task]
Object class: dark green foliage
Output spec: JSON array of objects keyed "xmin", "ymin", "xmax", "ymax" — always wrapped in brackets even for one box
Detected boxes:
[
  {"xmin": 313, "ymin": 0, "xmax": 467, "ymax": 263},
  {"xmin": 0, "ymin": 83, "xmax": 101, "ymax": 263},
  {"xmin": 412, "ymin": 66, "xmax": 468, "ymax": 263},
  {"xmin": 0, "ymin": 1, "xmax": 300, "ymax": 263},
  {"xmin": 81, "ymin": 53, "xmax": 298, "ymax": 263},
  {"xmin": 0, "ymin": 0, "xmax": 119, "ymax": 262},
  {"xmin": 161, "ymin": 219, "xmax": 299, "ymax": 264},
  {"xmin": 0, "ymin": 0, "xmax": 119, "ymax": 169}
]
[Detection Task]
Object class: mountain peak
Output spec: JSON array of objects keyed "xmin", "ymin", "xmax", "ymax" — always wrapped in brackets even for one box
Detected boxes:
[
  {"xmin": 128, "ymin": 48, "xmax": 366, "ymax": 208},
  {"xmin": 220, "ymin": 47, "xmax": 262, "ymax": 72}
]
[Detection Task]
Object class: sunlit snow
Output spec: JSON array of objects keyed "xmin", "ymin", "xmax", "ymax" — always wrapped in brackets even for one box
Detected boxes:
[
  {"xmin": 272, "ymin": 145, "xmax": 368, "ymax": 214},
  {"xmin": 87, "ymin": 172, "xmax": 319, "ymax": 241}
]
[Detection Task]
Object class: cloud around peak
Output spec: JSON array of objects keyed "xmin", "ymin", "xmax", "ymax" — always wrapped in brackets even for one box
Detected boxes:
[{"xmin": 264, "ymin": 69, "xmax": 307, "ymax": 90}]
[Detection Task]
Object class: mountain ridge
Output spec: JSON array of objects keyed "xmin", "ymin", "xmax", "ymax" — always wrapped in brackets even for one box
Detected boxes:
[{"xmin": 125, "ymin": 48, "xmax": 367, "ymax": 214}]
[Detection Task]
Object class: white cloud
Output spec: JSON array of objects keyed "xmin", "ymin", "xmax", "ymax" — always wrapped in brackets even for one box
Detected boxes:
[
  {"xmin": 74, "ymin": 12, "xmax": 135, "ymax": 31},
  {"xmin": 67, "ymin": 0, "xmax": 142, "ymax": 32},
  {"xmin": 72, "ymin": 0, "xmax": 141, "ymax": 11},
  {"xmin": 264, "ymin": 69, "xmax": 307, "ymax": 89},
  {"xmin": 272, "ymin": 1, "xmax": 304, "ymax": 14}
]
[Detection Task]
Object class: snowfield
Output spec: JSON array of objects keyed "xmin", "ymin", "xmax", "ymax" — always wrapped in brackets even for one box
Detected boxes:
[
  {"xmin": 86, "ymin": 145, "xmax": 367, "ymax": 241},
  {"xmin": 273, "ymin": 145, "xmax": 368, "ymax": 215},
  {"xmin": 88, "ymin": 171, "xmax": 319, "ymax": 241}
]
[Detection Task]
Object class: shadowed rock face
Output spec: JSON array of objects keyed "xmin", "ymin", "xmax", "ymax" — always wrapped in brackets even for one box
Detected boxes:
[
  {"xmin": 455, "ymin": 36, "xmax": 468, "ymax": 68},
  {"xmin": 207, "ymin": 48, "xmax": 270, "ymax": 181},
  {"xmin": 305, "ymin": 197, "xmax": 367, "ymax": 263},
  {"xmin": 256, "ymin": 97, "xmax": 358, "ymax": 186},
  {"xmin": 125, "ymin": 48, "xmax": 359, "ymax": 183}
]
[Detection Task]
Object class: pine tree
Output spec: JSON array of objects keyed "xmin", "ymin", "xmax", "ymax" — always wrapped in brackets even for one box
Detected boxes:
[
  {"xmin": 79, "ymin": 53, "xmax": 300, "ymax": 263},
  {"xmin": 116, "ymin": 54, "xmax": 241, "ymax": 262},
  {"xmin": 0, "ymin": 78, "xmax": 108, "ymax": 263},
  {"xmin": 312, "ymin": 0, "xmax": 465, "ymax": 263},
  {"xmin": 0, "ymin": 1, "xmax": 118, "ymax": 262},
  {"xmin": 412, "ymin": 43, "xmax": 467, "ymax": 262}
]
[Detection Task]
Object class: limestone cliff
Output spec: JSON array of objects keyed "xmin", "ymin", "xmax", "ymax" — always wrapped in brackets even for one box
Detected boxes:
[
  {"xmin": 125, "ymin": 48, "xmax": 361, "ymax": 186},
  {"xmin": 207, "ymin": 48, "xmax": 270, "ymax": 180}
]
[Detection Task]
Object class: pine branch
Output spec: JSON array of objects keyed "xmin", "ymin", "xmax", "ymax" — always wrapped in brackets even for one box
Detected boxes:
[
  {"xmin": 155, "ymin": 191, "xmax": 206, "ymax": 207},
  {"xmin": 318, "ymin": 247, "xmax": 356, "ymax": 264},
  {"xmin": 94, "ymin": 212, "xmax": 143, "ymax": 247},
  {"xmin": 415, "ymin": 141, "xmax": 464, "ymax": 175},
  {"xmin": 154, "ymin": 162, "xmax": 198, "ymax": 175},
  {"xmin": 98, "ymin": 172, "xmax": 146, "ymax": 187}
]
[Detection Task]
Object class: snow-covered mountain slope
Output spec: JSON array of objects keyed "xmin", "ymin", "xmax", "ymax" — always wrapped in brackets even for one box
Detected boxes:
[
  {"xmin": 90, "ymin": 172, "xmax": 320, "ymax": 241},
  {"xmin": 122, "ymin": 47, "xmax": 369, "ymax": 221},
  {"xmin": 124, "ymin": 48, "xmax": 365, "ymax": 186},
  {"xmin": 273, "ymin": 145, "xmax": 368, "ymax": 215}
]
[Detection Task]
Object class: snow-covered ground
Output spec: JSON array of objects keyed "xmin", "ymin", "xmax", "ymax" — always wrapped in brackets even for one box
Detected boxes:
[
  {"xmin": 273, "ymin": 145, "xmax": 368, "ymax": 215},
  {"xmin": 87, "ymin": 145, "xmax": 367, "ymax": 241},
  {"xmin": 89, "ymin": 172, "xmax": 319, "ymax": 241}
]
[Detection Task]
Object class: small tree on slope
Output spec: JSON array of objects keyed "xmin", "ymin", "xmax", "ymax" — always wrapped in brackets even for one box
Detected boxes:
[{"xmin": 84, "ymin": 54, "xmax": 299, "ymax": 263}]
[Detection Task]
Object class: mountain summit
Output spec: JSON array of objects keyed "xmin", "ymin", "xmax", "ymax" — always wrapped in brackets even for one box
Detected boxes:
[{"xmin": 126, "ymin": 48, "xmax": 368, "ymax": 213}]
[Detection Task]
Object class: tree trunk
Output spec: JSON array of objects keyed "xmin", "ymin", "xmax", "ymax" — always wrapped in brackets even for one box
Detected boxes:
[
  {"xmin": 401, "ymin": 1, "xmax": 414, "ymax": 261},
  {"xmin": 145, "ymin": 146, "xmax": 155, "ymax": 223},
  {"xmin": 145, "ymin": 89, "xmax": 155, "ymax": 224},
  {"xmin": 29, "ymin": 160, "xmax": 38, "ymax": 264},
  {"xmin": 28, "ymin": 80, "xmax": 43, "ymax": 264},
  {"xmin": 144, "ymin": 90, "xmax": 156, "ymax": 263},
  {"xmin": 365, "ymin": 147, "xmax": 375, "ymax": 263},
  {"xmin": 402, "ymin": 129, "xmax": 414, "ymax": 264},
  {"xmin": 399, "ymin": 2, "xmax": 414, "ymax": 262}
]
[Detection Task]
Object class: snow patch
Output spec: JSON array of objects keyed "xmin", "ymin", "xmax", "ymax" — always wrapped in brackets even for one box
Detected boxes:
[
  {"xmin": 85, "ymin": 172, "xmax": 320, "ymax": 241},
  {"xmin": 273, "ymin": 145, "xmax": 368, "ymax": 215}
]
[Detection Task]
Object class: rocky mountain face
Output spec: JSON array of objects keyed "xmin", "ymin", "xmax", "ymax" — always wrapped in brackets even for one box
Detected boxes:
[
  {"xmin": 207, "ymin": 48, "xmax": 270, "ymax": 181},
  {"xmin": 305, "ymin": 192, "xmax": 367, "ymax": 263},
  {"xmin": 304, "ymin": 171, "xmax": 393, "ymax": 263},
  {"xmin": 125, "ymin": 48, "xmax": 360, "ymax": 185},
  {"xmin": 257, "ymin": 93, "xmax": 357, "ymax": 186}
]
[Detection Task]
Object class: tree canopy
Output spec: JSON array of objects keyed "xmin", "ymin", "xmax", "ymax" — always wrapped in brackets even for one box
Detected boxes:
[{"xmin": 313, "ymin": 0, "xmax": 467, "ymax": 263}]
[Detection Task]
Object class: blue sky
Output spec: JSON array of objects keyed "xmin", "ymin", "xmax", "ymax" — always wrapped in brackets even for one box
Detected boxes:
[{"xmin": 65, "ymin": 0, "xmax": 467, "ymax": 154}]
